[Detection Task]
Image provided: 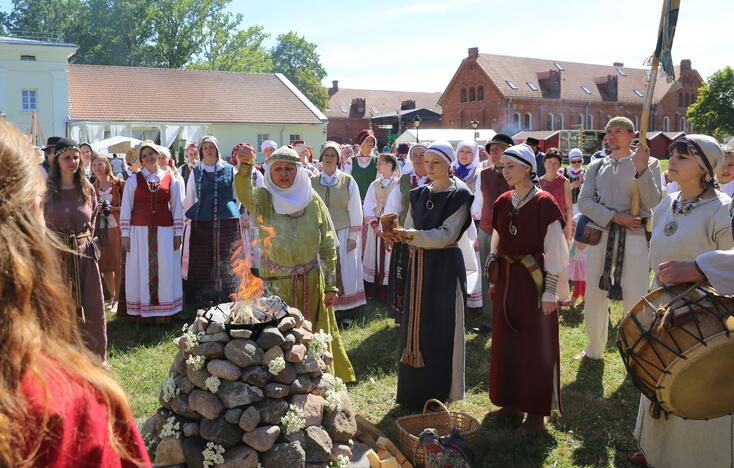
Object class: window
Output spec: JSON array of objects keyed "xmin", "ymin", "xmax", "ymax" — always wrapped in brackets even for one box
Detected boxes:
[
  {"xmin": 506, "ymin": 80, "xmax": 518, "ymax": 90},
  {"xmin": 524, "ymin": 113, "xmax": 532, "ymax": 130},
  {"xmin": 546, "ymin": 113, "xmax": 554, "ymax": 131},
  {"xmin": 663, "ymin": 116, "xmax": 670, "ymax": 132},
  {"xmin": 617, "ymin": 68, "xmax": 626, "ymax": 76},
  {"xmin": 580, "ymin": 85, "xmax": 592, "ymax": 95},
  {"xmin": 460, "ymin": 88, "xmax": 467, "ymax": 103},
  {"xmin": 257, "ymin": 133, "xmax": 270, "ymax": 150},
  {"xmin": 477, "ymin": 86, "xmax": 484, "ymax": 100},
  {"xmin": 20, "ymin": 55, "xmax": 36, "ymax": 61},
  {"xmin": 371, "ymin": 106, "xmax": 380, "ymax": 114},
  {"xmin": 469, "ymin": 87, "xmax": 475, "ymax": 102},
  {"xmin": 679, "ymin": 116, "xmax": 686, "ymax": 132},
  {"xmin": 527, "ymin": 82, "xmax": 538, "ymax": 91},
  {"xmin": 586, "ymin": 114, "xmax": 593, "ymax": 130},
  {"xmin": 633, "ymin": 89, "xmax": 644, "ymax": 97},
  {"xmin": 554, "ymin": 62, "xmax": 564, "ymax": 71},
  {"xmin": 513, "ymin": 112, "xmax": 521, "ymax": 130},
  {"xmin": 577, "ymin": 114, "xmax": 584, "ymax": 126},
  {"xmin": 557, "ymin": 114, "xmax": 564, "ymax": 130},
  {"xmin": 339, "ymin": 105, "xmax": 348, "ymax": 113},
  {"xmin": 21, "ymin": 90, "xmax": 37, "ymax": 111},
  {"xmin": 289, "ymin": 134, "xmax": 301, "ymax": 143}
]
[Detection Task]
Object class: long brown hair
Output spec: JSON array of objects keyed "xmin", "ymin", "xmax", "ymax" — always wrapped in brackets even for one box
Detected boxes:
[
  {"xmin": 0, "ymin": 121, "xmax": 143, "ymax": 466},
  {"xmin": 46, "ymin": 145, "xmax": 94, "ymax": 203}
]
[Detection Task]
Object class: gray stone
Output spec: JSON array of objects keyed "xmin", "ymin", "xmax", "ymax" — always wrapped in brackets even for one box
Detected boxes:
[
  {"xmin": 170, "ymin": 392, "xmax": 201, "ymax": 420},
  {"xmin": 175, "ymin": 375, "xmax": 195, "ymax": 394},
  {"xmin": 347, "ymin": 442, "xmax": 371, "ymax": 468},
  {"xmin": 206, "ymin": 321, "xmax": 226, "ymax": 335},
  {"xmin": 238, "ymin": 406, "xmax": 260, "ymax": 432},
  {"xmin": 140, "ymin": 413, "xmax": 160, "ymax": 441},
  {"xmin": 155, "ymin": 436, "xmax": 186, "ymax": 466},
  {"xmin": 216, "ymin": 381, "xmax": 264, "ymax": 408},
  {"xmin": 199, "ymin": 417, "xmax": 244, "ymax": 448},
  {"xmin": 287, "ymin": 307, "xmax": 305, "ymax": 327},
  {"xmin": 304, "ymin": 426, "xmax": 333, "ymax": 463},
  {"xmin": 264, "ymin": 382, "xmax": 290, "ymax": 399},
  {"xmin": 295, "ymin": 356, "xmax": 321, "ymax": 374},
  {"xmin": 215, "ymin": 446, "xmax": 259, "ymax": 468},
  {"xmin": 284, "ymin": 430, "xmax": 306, "ymax": 446},
  {"xmin": 183, "ymin": 422, "xmax": 200, "ymax": 437},
  {"xmin": 187, "ymin": 365, "xmax": 211, "ymax": 391},
  {"xmin": 322, "ymin": 352, "xmax": 333, "ymax": 367},
  {"xmin": 242, "ymin": 425, "xmax": 281, "ymax": 452},
  {"xmin": 271, "ymin": 362, "xmax": 297, "ymax": 385},
  {"xmin": 240, "ymin": 366, "xmax": 269, "ymax": 388},
  {"xmin": 174, "ymin": 350, "xmax": 188, "ymax": 375},
  {"xmin": 189, "ymin": 389, "xmax": 224, "ymax": 420},
  {"xmin": 290, "ymin": 393, "xmax": 323, "ymax": 427},
  {"xmin": 323, "ymin": 392, "xmax": 357, "ymax": 444},
  {"xmin": 303, "ymin": 320, "xmax": 313, "ymax": 331},
  {"xmin": 331, "ymin": 443, "xmax": 352, "ymax": 460},
  {"xmin": 224, "ymin": 407, "xmax": 244, "ymax": 424},
  {"xmin": 253, "ymin": 398, "xmax": 289, "ymax": 425},
  {"xmin": 285, "ymin": 343, "xmax": 306, "ymax": 363},
  {"xmin": 257, "ymin": 327, "xmax": 285, "ymax": 349},
  {"xmin": 311, "ymin": 373, "xmax": 336, "ymax": 397},
  {"xmin": 281, "ymin": 333, "xmax": 296, "ymax": 352},
  {"xmin": 193, "ymin": 315, "xmax": 209, "ymax": 333},
  {"xmin": 224, "ymin": 339, "xmax": 263, "ymax": 368},
  {"xmin": 182, "ymin": 437, "xmax": 206, "ymax": 468},
  {"xmin": 229, "ymin": 329, "xmax": 252, "ymax": 339},
  {"xmin": 261, "ymin": 442, "xmax": 306, "ymax": 468},
  {"xmin": 262, "ymin": 345, "xmax": 284, "ymax": 367},
  {"xmin": 191, "ymin": 341, "xmax": 225, "ymax": 359},
  {"xmin": 289, "ymin": 374, "xmax": 313, "ymax": 395},
  {"xmin": 200, "ymin": 332, "xmax": 230, "ymax": 343},
  {"xmin": 277, "ymin": 316, "xmax": 297, "ymax": 333},
  {"xmin": 208, "ymin": 359, "xmax": 242, "ymax": 381}
]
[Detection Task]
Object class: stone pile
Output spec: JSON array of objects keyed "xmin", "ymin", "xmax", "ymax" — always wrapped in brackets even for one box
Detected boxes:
[{"xmin": 142, "ymin": 303, "xmax": 357, "ymax": 468}]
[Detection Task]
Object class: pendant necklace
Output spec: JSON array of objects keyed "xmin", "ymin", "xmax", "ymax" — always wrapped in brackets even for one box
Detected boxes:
[
  {"xmin": 665, "ymin": 188, "xmax": 708, "ymax": 236},
  {"xmin": 508, "ymin": 187, "xmax": 535, "ymax": 236}
]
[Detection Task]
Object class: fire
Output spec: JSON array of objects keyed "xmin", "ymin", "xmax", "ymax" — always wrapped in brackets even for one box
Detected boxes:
[{"xmin": 229, "ymin": 240, "xmax": 264, "ymax": 302}]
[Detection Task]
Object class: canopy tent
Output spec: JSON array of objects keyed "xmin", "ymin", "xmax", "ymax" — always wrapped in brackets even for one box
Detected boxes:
[
  {"xmin": 90, "ymin": 136, "xmax": 142, "ymax": 154},
  {"xmin": 395, "ymin": 128, "xmax": 496, "ymax": 147}
]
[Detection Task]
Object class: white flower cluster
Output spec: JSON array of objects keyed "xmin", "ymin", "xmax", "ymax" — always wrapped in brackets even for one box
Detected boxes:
[
  {"xmin": 334, "ymin": 376, "xmax": 346, "ymax": 393},
  {"xmin": 180, "ymin": 323, "xmax": 203, "ymax": 352},
  {"xmin": 202, "ymin": 442, "xmax": 225, "ymax": 467},
  {"xmin": 329, "ymin": 455, "xmax": 350, "ymax": 468},
  {"xmin": 307, "ymin": 329, "xmax": 333, "ymax": 358},
  {"xmin": 324, "ymin": 389, "xmax": 343, "ymax": 412},
  {"xmin": 205, "ymin": 375, "xmax": 221, "ymax": 393},
  {"xmin": 159, "ymin": 416, "xmax": 181, "ymax": 439},
  {"xmin": 160, "ymin": 376, "xmax": 179, "ymax": 403},
  {"xmin": 268, "ymin": 356, "xmax": 286, "ymax": 375},
  {"xmin": 186, "ymin": 354, "xmax": 205, "ymax": 371},
  {"xmin": 142, "ymin": 431, "xmax": 158, "ymax": 451},
  {"xmin": 280, "ymin": 404, "xmax": 306, "ymax": 435}
]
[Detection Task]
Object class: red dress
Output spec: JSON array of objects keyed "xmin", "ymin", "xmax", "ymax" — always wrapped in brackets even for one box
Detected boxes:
[
  {"xmin": 20, "ymin": 357, "xmax": 150, "ymax": 467},
  {"xmin": 489, "ymin": 191, "xmax": 564, "ymax": 416},
  {"xmin": 539, "ymin": 174, "xmax": 568, "ymax": 221}
]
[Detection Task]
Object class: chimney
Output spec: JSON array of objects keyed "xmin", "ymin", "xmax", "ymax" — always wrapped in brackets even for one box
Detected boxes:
[
  {"xmin": 680, "ymin": 59, "xmax": 691, "ymax": 72},
  {"xmin": 613, "ymin": 62, "xmax": 624, "ymax": 67},
  {"xmin": 468, "ymin": 47, "xmax": 479, "ymax": 58},
  {"xmin": 400, "ymin": 99, "xmax": 416, "ymax": 111},
  {"xmin": 328, "ymin": 80, "xmax": 339, "ymax": 97}
]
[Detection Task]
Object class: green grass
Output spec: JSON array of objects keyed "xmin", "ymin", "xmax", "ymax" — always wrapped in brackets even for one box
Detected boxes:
[{"xmin": 109, "ymin": 300, "xmax": 639, "ymax": 468}]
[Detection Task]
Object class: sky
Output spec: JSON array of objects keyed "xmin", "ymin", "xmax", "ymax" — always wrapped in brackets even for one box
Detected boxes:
[{"xmin": 3, "ymin": 0, "xmax": 731, "ymax": 92}]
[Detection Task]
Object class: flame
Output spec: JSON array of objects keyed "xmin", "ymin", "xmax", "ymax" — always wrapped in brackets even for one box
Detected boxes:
[{"xmin": 229, "ymin": 240, "xmax": 264, "ymax": 302}]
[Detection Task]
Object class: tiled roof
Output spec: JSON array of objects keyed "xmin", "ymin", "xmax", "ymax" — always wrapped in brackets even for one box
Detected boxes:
[
  {"xmin": 327, "ymin": 87, "xmax": 442, "ymax": 119},
  {"xmin": 68, "ymin": 64, "xmax": 325, "ymax": 124},
  {"xmin": 456, "ymin": 53, "xmax": 680, "ymax": 105}
]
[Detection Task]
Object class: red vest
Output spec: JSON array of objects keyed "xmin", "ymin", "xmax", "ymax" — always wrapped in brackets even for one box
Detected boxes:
[
  {"xmin": 131, "ymin": 172, "xmax": 174, "ymax": 226},
  {"xmin": 479, "ymin": 167, "xmax": 510, "ymax": 235}
]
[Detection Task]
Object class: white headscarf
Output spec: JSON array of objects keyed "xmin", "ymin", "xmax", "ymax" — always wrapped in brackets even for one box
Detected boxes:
[
  {"xmin": 453, "ymin": 140, "xmax": 480, "ymax": 179},
  {"xmin": 264, "ymin": 161, "xmax": 314, "ymax": 215}
]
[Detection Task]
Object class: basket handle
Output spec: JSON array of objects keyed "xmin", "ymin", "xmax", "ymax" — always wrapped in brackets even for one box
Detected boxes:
[{"xmin": 422, "ymin": 399, "xmax": 452, "ymax": 423}]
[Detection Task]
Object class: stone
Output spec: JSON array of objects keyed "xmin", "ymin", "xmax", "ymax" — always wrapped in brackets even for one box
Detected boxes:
[
  {"xmin": 309, "ymin": 369, "xmax": 324, "ymax": 379},
  {"xmin": 277, "ymin": 316, "xmax": 297, "ymax": 333},
  {"xmin": 289, "ymin": 374, "xmax": 313, "ymax": 395},
  {"xmin": 264, "ymin": 382, "xmax": 290, "ymax": 399},
  {"xmin": 188, "ymin": 366, "xmax": 212, "ymax": 391},
  {"xmin": 323, "ymin": 393, "xmax": 357, "ymax": 444},
  {"xmin": 199, "ymin": 417, "xmax": 244, "ymax": 448},
  {"xmin": 253, "ymin": 398, "xmax": 290, "ymax": 425},
  {"xmin": 175, "ymin": 375, "xmax": 195, "ymax": 394},
  {"xmin": 183, "ymin": 422, "xmax": 200, "ymax": 437},
  {"xmin": 170, "ymin": 392, "xmax": 201, "ymax": 420},
  {"xmin": 229, "ymin": 329, "xmax": 252, "ymax": 339},
  {"xmin": 200, "ymin": 332, "xmax": 230, "ymax": 343},
  {"xmin": 304, "ymin": 426, "xmax": 333, "ymax": 463},
  {"xmin": 224, "ymin": 408, "xmax": 244, "ymax": 425},
  {"xmin": 271, "ymin": 362, "xmax": 297, "ymax": 385},
  {"xmin": 240, "ymin": 366, "xmax": 270, "ymax": 388},
  {"xmin": 311, "ymin": 373, "xmax": 336, "ymax": 397},
  {"xmin": 206, "ymin": 307, "xmax": 227, "ymax": 323},
  {"xmin": 238, "ymin": 406, "xmax": 260, "ymax": 432},
  {"xmin": 193, "ymin": 315, "xmax": 209, "ymax": 333},
  {"xmin": 242, "ymin": 425, "xmax": 281, "ymax": 452},
  {"xmin": 225, "ymin": 339, "xmax": 263, "ymax": 368},
  {"xmin": 189, "ymin": 389, "xmax": 224, "ymax": 420},
  {"xmin": 261, "ymin": 442, "xmax": 306, "ymax": 468},
  {"xmin": 155, "ymin": 437, "xmax": 186, "ymax": 465},
  {"xmin": 322, "ymin": 352, "xmax": 333, "ymax": 367},
  {"xmin": 303, "ymin": 320, "xmax": 313, "ymax": 331},
  {"xmin": 262, "ymin": 345, "xmax": 284, "ymax": 367},
  {"xmin": 208, "ymin": 359, "xmax": 242, "ymax": 381},
  {"xmin": 348, "ymin": 443, "xmax": 371, "ymax": 468},
  {"xmin": 295, "ymin": 356, "xmax": 321, "ymax": 374},
  {"xmin": 284, "ymin": 430, "xmax": 306, "ymax": 446},
  {"xmin": 257, "ymin": 327, "xmax": 285, "ymax": 349},
  {"xmin": 290, "ymin": 327, "xmax": 308, "ymax": 342},
  {"xmin": 182, "ymin": 437, "xmax": 207, "ymax": 468},
  {"xmin": 140, "ymin": 414, "xmax": 160, "ymax": 441},
  {"xmin": 287, "ymin": 307, "xmax": 305, "ymax": 327},
  {"xmin": 206, "ymin": 321, "xmax": 226, "ymax": 335},
  {"xmin": 281, "ymin": 333, "xmax": 296, "ymax": 352},
  {"xmin": 331, "ymin": 443, "xmax": 352, "ymax": 460},
  {"xmin": 172, "ymin": 350, "xmax": 187, "ymax": 375},
  {"xmin": 285, "ymin": 343, "xmax": 306, "ymax": 363},
  {"xmin": 217, "ymin": 381, "xmax": 264, "ymax": 408},
  {"xmin": 191, "ymin": 341, "xmax": 225, "ymax": 359},
  {"xmin": 216, "ymin": 446, "xmax": 259, "ymax": 468},
  {"xmin": 290, "ymin": 393, "xmax": 324, "ymax": 427},
  {"xmin": 197, "ymin": 308, "xmax": 207, "ymax": 317}
]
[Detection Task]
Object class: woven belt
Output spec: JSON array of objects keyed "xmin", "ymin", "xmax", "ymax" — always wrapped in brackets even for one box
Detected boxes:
[
  {"xmin": 260, "ymin": 256, "xmax": 319, "ymax": 317},
  {"xmin": 55, "ymin": 229, "xmax": 92, "ymax": 322}
]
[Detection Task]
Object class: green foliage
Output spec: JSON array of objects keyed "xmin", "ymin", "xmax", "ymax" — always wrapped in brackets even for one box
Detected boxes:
[
  {"xmin": 687, "ymin": 67, "xmax": 734, "ymax": 141},
  {"xmin": 272, "ymin": 31, "xmax": 328, "ymax": 111}
]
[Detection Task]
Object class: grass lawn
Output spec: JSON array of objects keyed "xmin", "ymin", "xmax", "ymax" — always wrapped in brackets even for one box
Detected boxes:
[{"xmin": 109, "ymin": 299, "xmax": 640, "ymax": 468}]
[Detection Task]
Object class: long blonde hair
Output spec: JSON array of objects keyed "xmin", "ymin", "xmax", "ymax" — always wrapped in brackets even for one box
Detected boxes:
[{"xmin": 0, "ymin": 121, "xmax": 143, "ymax": 466}]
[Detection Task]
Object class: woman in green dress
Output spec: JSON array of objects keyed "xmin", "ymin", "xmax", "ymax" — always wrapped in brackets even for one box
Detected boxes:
[{"xmin": 234, "ymin": 144, "xmax": 356, "ymax": 383}]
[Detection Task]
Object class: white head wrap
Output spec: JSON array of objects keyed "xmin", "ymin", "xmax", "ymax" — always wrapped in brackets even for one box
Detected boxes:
[
  {"xmin": 264, "ymin": 149, "xmax": 314, "ymax": 215},
  {"xmin": 261, "ymin": 139, "xmax": 278, "ymax": 152},
  {"xmin": 453, "ymin": 140, "xmax": 480, "ymax": 169},
  {"xmin": 568, "ymin": 148, "xmax": 584, "ymax": 160},
  {"xmin": 502, "ymin": 144, "xmax": 537, "ymax": 174},
  {"xmin": 425, "ymin": 140, "xmax": 456, "ymax": 166},
  {"xmin": 407, "ymin": 143, "xmax": 427, "ymax": 162}
]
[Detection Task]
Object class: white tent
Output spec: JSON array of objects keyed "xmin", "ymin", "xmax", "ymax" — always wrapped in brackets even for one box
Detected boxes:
[
  {"xmin": 395, "ymin": 129, "xmax": 496, "ymax": 147},
  {"xmin": 90, "ymin": 136, "xmax": 142, "ymax": 155}
]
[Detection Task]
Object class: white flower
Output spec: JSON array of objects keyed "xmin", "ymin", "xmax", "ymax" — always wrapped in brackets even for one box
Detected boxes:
[
  {"xmin": 324, "ymin": 389, "xmax": 343, "ymax": 412},
  {"xmin": 180, "ymin": 323, "xmax": 202, "ymax": 352},
  {"xmin": 159, "ymin": 416, "xmax": 181, "ymax": 439},
  {"xmin": 329, "ymin": 454, "xmax": 350, "ymax": 468},
  {"xmin": 280, "ymin": 404, "xmax": 306, "ymax": 435},
  {"xmin": 160, "ymin": 376, "xmax": 179, "ymax": 403},
  {"xmin": 186, "ymin": 354, "xmax": 205, "ymax": 371},
  {"xmin": 202, "ymin": 442, "xmax": 225, "ymax": 467},
  {"xmin": 334, "ymin": 376, "xmax": 346, "ymax": 393},
  {"xmin": 205, "ymin": 375, "xmax": 221, "ymax": 393},
  {"xmin": 268, "ymin": 356, "xmax": 286, "ymax": 375},
  {"xmin": 307, "ymin": 329, "xmax": 333, "ymax": 358}
]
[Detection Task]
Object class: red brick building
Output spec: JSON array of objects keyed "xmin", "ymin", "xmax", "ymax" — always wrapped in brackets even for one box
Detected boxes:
[
  {"xmin": 438, "ymin": 47, "xmax": 702, "ymax": 137},
  {"xmin": 325, "ymin": 81, "xmax": 442, "ymax": 145}
]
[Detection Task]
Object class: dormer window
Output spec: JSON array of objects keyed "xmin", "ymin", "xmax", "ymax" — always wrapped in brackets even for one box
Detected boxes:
[
  {"xmin": 634, "ymin": 89, "xmax": 644, "ymax": 97},
  {"xmin": 506, "ymin": 80, "xmax": 518, "ymax": 90},
  {"xmin": 527, "ymin": 82, "xmax": 538, "ymax": 91},
  {"xmin": 581, "ymin": 85, "xmax": 592, "ymax": 95},
  {"xmin": 617, "ymin": 68, "xmax": 626, "ymax": 76},
  {"xmin": 554, "ymin": 63, "xmax": 564, "ymax": 71},
  {"xmin": 20, "ymin": 55, "xmax": 36, "ymax": 61}
]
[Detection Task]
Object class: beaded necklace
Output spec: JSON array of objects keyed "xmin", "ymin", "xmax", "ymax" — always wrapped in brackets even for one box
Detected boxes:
[{"xmin": 664, "ymin": 188, "xmax": 709, "ymax": 236}]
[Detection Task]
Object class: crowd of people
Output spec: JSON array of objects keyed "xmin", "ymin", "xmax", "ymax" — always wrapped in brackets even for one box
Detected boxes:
[{"xmin": 2, "ymin": 111, "xmax": 734, "ymax": 466}]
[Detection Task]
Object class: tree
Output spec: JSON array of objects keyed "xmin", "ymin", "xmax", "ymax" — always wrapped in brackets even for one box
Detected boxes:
[
  {"xmin": 687, "ymin": 66, "xmax": 734, "ymax": 141},
  {"xmin": 271, "ymin": 31, "xmax": 328, "ymax": 110},
  {"xmin": 4, "ymin": 0, "xmax": 84, "ymax": 42}
]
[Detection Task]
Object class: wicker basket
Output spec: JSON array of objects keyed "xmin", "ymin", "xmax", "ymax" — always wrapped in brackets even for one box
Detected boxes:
[{"xmin": 395, "ymin": 399, "xmax": 481, "ymax": 466}]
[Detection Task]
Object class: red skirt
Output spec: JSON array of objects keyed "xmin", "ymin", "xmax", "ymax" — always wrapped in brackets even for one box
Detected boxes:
[{"xmin": 186, "ymin": 219, "xmax": 241, "ymax": 299}]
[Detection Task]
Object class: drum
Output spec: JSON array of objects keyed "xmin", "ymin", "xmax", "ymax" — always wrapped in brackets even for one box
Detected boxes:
[{"xmin": 617, "ymin": 282, "xmax": 734, "ymax": 419}]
